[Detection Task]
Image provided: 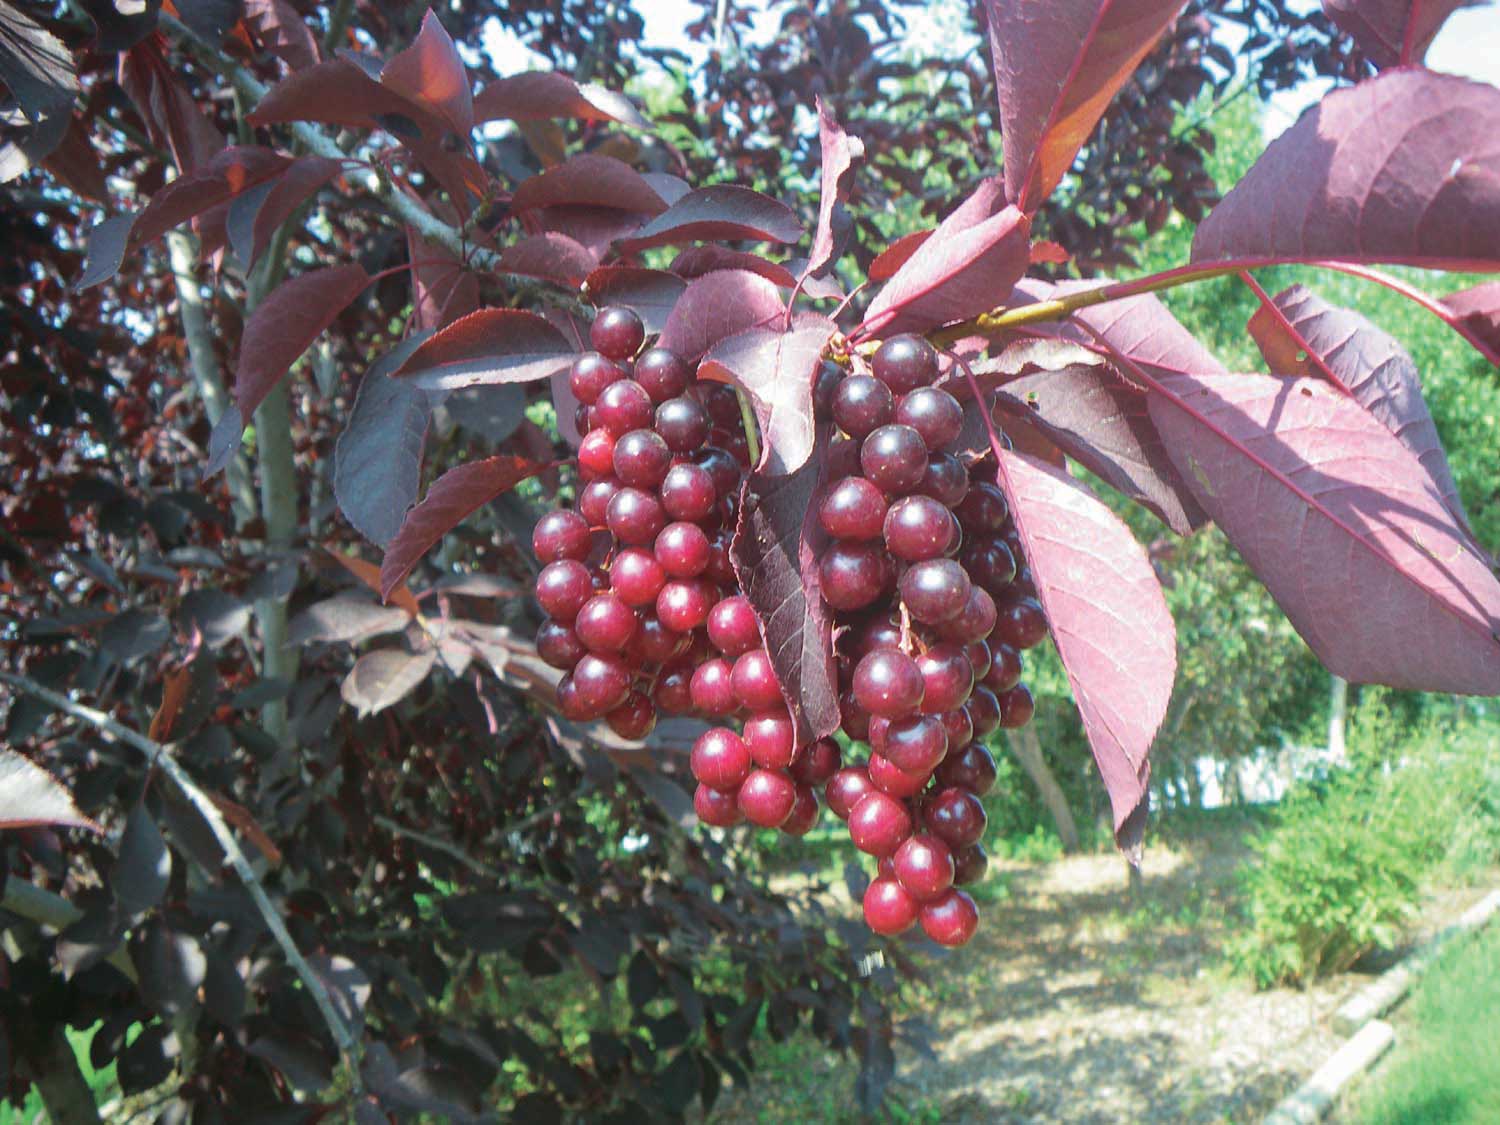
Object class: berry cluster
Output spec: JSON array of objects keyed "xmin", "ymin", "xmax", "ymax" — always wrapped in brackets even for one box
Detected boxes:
[
  {"xmin": 533, "ymin": 306, "xmax": 756, "ymax": 741},
  {"xmin": 533, "ymin": 310, "xmax": 1051, "ymax": 948}
]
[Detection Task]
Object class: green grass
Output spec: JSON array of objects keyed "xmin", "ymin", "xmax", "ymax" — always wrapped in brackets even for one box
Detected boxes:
[
  {"xmin": 0, "ymin": 1022, "xmax": 119, "ymax": 1123},
  {"xmin": 1352, "ymin": 923, "xmax": 1500, "ymax": 1125}
]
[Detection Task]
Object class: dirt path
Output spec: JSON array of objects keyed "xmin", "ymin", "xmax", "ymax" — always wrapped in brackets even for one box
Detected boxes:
[{"xmin": 711, "ymin": 829, "xmax": 1491, "ymax": 1123}]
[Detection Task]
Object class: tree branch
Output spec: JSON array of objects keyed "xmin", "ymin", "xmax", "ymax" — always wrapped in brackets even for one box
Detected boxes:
[{"xmin": 0, "ymin": 671, "xmax": 364, "ymax": 1089}]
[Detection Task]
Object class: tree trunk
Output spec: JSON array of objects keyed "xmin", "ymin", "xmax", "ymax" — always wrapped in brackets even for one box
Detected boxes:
[
  {"xmin": 1328, "ymin": 673, "xmax": 1348, "ymax": 761},
  {"xmin": 1005, "ymin": 726, "xmax": 1080, "ymax": 852},
  {"xmin": 17, "ymin": 1025, "xmax": 102, "ymax": 1125}
]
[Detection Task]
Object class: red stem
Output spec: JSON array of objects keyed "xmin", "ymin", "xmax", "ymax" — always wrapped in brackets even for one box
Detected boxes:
[{"xmin": 1236, "ymin": 270, "xmax": 1356, "ymax": 399}]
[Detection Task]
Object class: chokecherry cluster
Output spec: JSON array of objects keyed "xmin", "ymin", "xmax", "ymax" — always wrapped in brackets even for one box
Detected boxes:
[{"xmin": 533, "ymin": 308, "xmax": 1051, "ymax": 949}]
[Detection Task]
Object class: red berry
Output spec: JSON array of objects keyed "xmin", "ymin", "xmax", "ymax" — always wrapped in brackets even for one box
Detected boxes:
[
  {"xmin": 532, "ymin": 510, "xmax": 591, "ymax": 562},
  {"xmin": 577, "ymin": 429, "xmax": 617, "ymax": 479},
  {"xmin": 731, "ymin": 649, "xmax": 783, "ymax": 711},
  {"xmin": 918, "ymin": 888, "xmax": 979, "ymax": 947},
  {"xmin": 535, "ymin": 560, "xmax": 594, "ymax": 622},
  {"xmin": 629, "ymin": 612, "xmax": 690, "ymax": 664},
  {"xmin": 606, "ymin": 692, "xmax": 656, "ymax": 740},
  {"xmin": 863, "ymin": 877, "xmax": 919, "ymax": 935},
  {"xmin": 825, "ymin": 767, "xmax": 877, "ymax": 821},
  {"xmin": 899, "ymin": 559, "xmax": 972, "ymax": 624},
  {"xmin": 536, "ymin": 620, "xmax": 587, "ymax": 670},
  {"xmin": 635, "ymin": 347, "xmax": 692, "ymax": 402},
  {"xmin": 606, "ymin": 487, "xmax": 667, "ymax": 546},
  {"xmin": 594, "ymin": 379, "xmax": 654, "ymax": 435},
  {"xmin": 895, "ymin": 386, "xmax": 962, "ymax": 449},
  {"xmin": 883, "ymin": 495, "xmax": 957, "ymax": 562},
  {"xmin": 613, "ymin": 429, "xmax": 673, "ymax": 488},
  {"xmin": 997, "ymin": 683, "xmax": 1035, "ymax": 729},
  {"xmin": 654, "ymin": 662, "xmax": 695, "ymax": 713},
  {"xmin": 993, "ymin": 596, "xmax": 1048, "ymax": 650},
  {"xmin": 656, "ymin": 578, "xmax": 716, "ymax": 632},
  {"xmin": 738, "ymin": 769, "xmax": 796, "ymax": 828},
  {"xmin": 690, "ymin": 658, "xmax": 738, "ymax": 715},
  {"xmin": 743, "ymin": 709, "xmax": 796, "ymax": 770},
  {"xmin": 609, "ymin": 548, "xmax": 666, "ymax": 607},
  {"xmin": 966, "ymin": 685, "xmax": 1001, "ymax": 737},
  {"xmin": 658, "ymin": 462, "xmax": 717, "ymax": 522},
  {"xmin": 694, "ymin": 783, "xmax": 743, "ymax": 827},
  {"xmin": 955, "ymin": 481, "xmax": 1009, "ymax": 534},
  {"xmin": 591, "ymin": 305, "xmax": 645, "ymax": 360},
  {"xmin": 926, "ymin": 787, "xmax": 987, "ymax": 849},
  {"xmin": 780, "ymin": 785, "xmax": 820, "ymax": 836},
  {"xmin": 938, "ymin": 585, "xmax": 998, "ymax": 644},
  {"xmin": 963, "ymin": 639, "xmax": 993, "ymax": 681},
  {"xmin": 936, "ymin": 743, "xmax": 998, "ymax": 796},
  {"xmin": 871, "ymin": 334, "xmax": 938, "ymax": 394},
  {"xmin": 848, "ymin": 791, "xmax": 914, "ymax": 856},
  {"xmin": 893, "ymin": 834, "xmax": 955, "ymax": 902},
  {"xmin": 573, "ymin": 594, "xmax": 638, "ymax": 653},
  {"xmin": 880, "ymin": 714, "xmax": 949, "ymax": 776},
  {"xmin": 936, "ymin": 707, "xmax": 975, "ymax": 751},
  {"xmin": 860, "ymin": 424, "xmax": 929, "ymax": 494},
  {"xmin": 984, "ymin": 643, "xmax": 1023, "ymax": 693},
  {"xmin": 819, "ymin": 543, "xmax": 892, "ymax": 611},
  {"xmin": 655, "ymin": 397, "xmax": 712, "ymax": 453},
  {"xmin": 654, "ymin": 521, "xmax": 712, "ymax": 578},
  {"xmin": 578, "ymin": 477, "xmax": 621, "ymax": 526},
  {"xmin": 707, "ymin": 595, "xmax": 760, "ymax": 656},
  {"xmin": 570, "ymin": 352, "xmax": 627, "ymax": 404},
  {"xmin": 916, "ymin": 643, "xmax": 975, "ymax": 713},
  {"xmin": 952, "ymin": 843, "xmax": 989, "ymax": 886},
  {"xmin": 820, "ymin": 477, "xmax": 888, "ymax": 541},
  {"xmin": 789, "ymin": 737, "xmax": 841, "ymax": 786},
  {"xmin": 691, "ymin": 727, "xmax": 751, "ymax": 792},
  {"xmin": 868, "ymin": 753, "xmax": 930, "ymax": 798},
  {"xmin": 831, "ymin": 374, "xmax": 894, "ymax": 439},
  {"xmin": 916, "ymin": 452, "xmax": 969, "ymax": 507},
  {"xmin": 852, "ymin": 649, "xmax": 925, "ymax": 717},
  {"xmin": 571, "ymin": 653, "xmax": 632, "ymax": 716}
]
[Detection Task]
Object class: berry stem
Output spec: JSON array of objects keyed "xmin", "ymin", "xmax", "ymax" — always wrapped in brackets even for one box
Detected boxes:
[{"xmin": 736, "ymin": 387, "xmax": 762, "ymax": 469}]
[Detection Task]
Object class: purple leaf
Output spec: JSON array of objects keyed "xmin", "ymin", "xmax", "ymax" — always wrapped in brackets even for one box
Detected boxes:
[
  {"xmin": 392, "ymin": 308, "xmax": 575, "ymax": 391},
  {"xmin": 1192, "ymin": 70, "xmax": 1500, "ymax": 271},
  {"xmin": 729, "ymin": 437, "xmax": 841, "ymax": 750},
  {"xmin": 992, "ymin": 356, "xmax": 1211, "ymax": 533},
  {"xmin": 1147, "ymin": 372, "xmax": 1500, "ymax": 694},
  {"xmin": 1322, "ymin": 0, "xmax": 1486, "ymax": 67},
  {"xmin": 1247, "ymin": 283, "xmax": 1471, "ymax": 533},
  {"xmin": 1442, "ymin": 280, "xmax": 1500, "ymax": 356},
  {"xmin": 340, "ymin": 647, "xmax": 439, "ymax": 717},
  {"xmin": 379, "ymin": 10, "xmax": 474, "ymax": 136},
  {"xmin": 288, "ymin": 597, "xmax": 413, "ymax": 645},
  {"xmin": 857, "ymin": 183, "xmax": 1030, "ymax": 340},
  {"xmin": 243, "ymin": 0, "xmax": 320, "ymax": 71},
  {"xmin": 670, "ymin": 246, "xmax": 797, "ymax": 287},
  {"xmin": 380, "ymin": 454, "xmax": 551, "ymax": 598},
  {"xmin": 496, "ymin": 232, "xmax": 597, "ymax": 287},
  {"xmin": 408, "ymin": 226, "xmax": 477, "ymax": 332},
  {"xmin": 227, "ymin": 154, "xmax": 344, "ymax": 269},
  {"xmin": 657, "ymin": 270, "xmax": 786, "ymax": 361},
  {"xmin": 206, "ymin": 263, "xmax": 370, "ymax": 476},
  {"xmin": 616, "ymin": 184, "xmax": 803, "ymax": 254},
  {"xmin": 0, "ymin": 749, "xmax": 98, "ymax": 832},
  {"xmin": 472, "ymin": 71, "xmax": 647, "ymax": 128},
  {"xmin": 510, "ymin": 153, "xmax": 668, "ymax": 216},
  {"xmin": 805, "ymin": 97, "xmax": 864, "ymax": 279},
  {"xmin": 335, "ymin": 333, "xmax": 434, "ymax": 547},
  {"xmin": 991, "ymin": 449, "xmax": 1175, "ymax": 851},
  {"xmin": 984, "ymin": 0, "xmax": 1188, "ymax": 213},
  {"xmin": 582, "ymin": 267, "xmax": 686, "ymax": 333},
  {"xmin": 699, "ymin": 317, "xmax": 837, "ymax": 475},
  {"xmin": 115, "ymin": 802, "xmax": 170, "ymax": 914}
]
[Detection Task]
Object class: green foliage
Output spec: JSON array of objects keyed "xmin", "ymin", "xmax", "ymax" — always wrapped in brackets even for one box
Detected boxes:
[
  {"xmin": 1353, "ymin": 923, "xmax": 1500, "ymax": 1125},
  {"xmin": 1226, "ymin": 711, "xmax": 1500, "ymax": 988}
]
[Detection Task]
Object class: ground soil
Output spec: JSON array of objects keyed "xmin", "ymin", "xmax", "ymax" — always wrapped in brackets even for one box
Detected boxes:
[{"xmin": 709, "ymin": 822, "xmax": 1492, "ymax": 1124}]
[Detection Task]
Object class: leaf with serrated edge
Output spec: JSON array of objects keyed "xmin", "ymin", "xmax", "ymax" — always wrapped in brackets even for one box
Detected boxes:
[
  {"xmin": 1322, "ymin": 0, "xmax": 1486, "ymax": 67},
  {"xmin": 340, "ymin": 648, "xmax": 438, "ymax": 717},
  {"xmin": 473, "ymin": 71, "xmax": 648, "ymax": 128},
  {"xmin": 984, "ymin": 0, "xmax": 1187, "ymax": 212},
  {"xmin": 700, "ymin": 317, "xmax": 836, "ymax": 475},
  {"xmin": 805, "ymin": 97, "xmax": 864, "ymax": 279},
  {"xmin": 729, "ymin": 435, "xmax": 841, "ymax": 750},
  {"xmin": 658, "ymin": 270, "xmax": 785, "ymax": 362},
  {"xmin": 380, "ymin": 455, "xmax": 549, "ymax": 599},
  {"xmin": 1247, "ymin": 283, "xmax": 1471, "ymax": 536},
  {"xmin": 0, "ymin": 750, "xmax": 99, "ymax": 832},
  {"xmin": 1192, "ymin": 70, "xmax": 1500, "ymax": 271},
  {"xmin": 989, "ymin": 449, "xmax": 1174, "ymax": 851},
  {"xmin": 393, "ymin": 308, "xmax": 575, "ymax": 392},
  {"xmin": 1148, "ymin": 372, "xmax": 1500, "ymax": 694},
  {"xmin": 618, "ymin": 184, "xmax": 803, "ymax": 254}
]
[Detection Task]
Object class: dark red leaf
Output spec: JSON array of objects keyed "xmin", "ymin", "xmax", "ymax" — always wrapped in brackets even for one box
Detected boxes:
[
  {"xmin": 510, "ymin": 153, "xmax": 668, "ymax": 216},
  {"xmin": 1147, "ymin": 372, "xmax": 1500, "ymax": 694},
  {"xmin": 805, "ymin": 97, "xmax": 864, "ymax": 278},
  {"xmin": 858, "ymin": 182, "xmax": 1030, "ymax": 339},
  {"xmin": 335, "ymin": 333, "xmax": 434, "ymax": 547},
  {"xmin": 990, "ymin": 448, "xmax": 1174, "ymax": 851},
  {"xmin": 206, "ymin": 263, "xmax": 370, "ymax": 476},
  {"xmin": 380, "ymin": 455, "xmax": 550, "ymax": 598},
  {"xmin": 288, "ymin": 598, "xmax": 413, "ymax": 645},
  {"xmin": 984, "ymin": 0, "xmax": 1187, "ymax": 212},
  {"xmin": 670, "ymin": 247, "xmax": 797, "ymax": 287},
  {"xmin": 243, "ymin": 0, "xmax": 320, "ymax": 71},
  {"xmin": 992, "ymin": 354, "xmax": 1210, "ymax": 533},
  {"xmin": 1247, "ymin": 283, "xmax": 1470, "ymax": 532},
  {"xmin": 658, "ymin": 270, "xmax": 786, "ymax": 361},
  {"xmin": 380, "ymin": 10, "xmax": 473, "ymax": 136},
  {"xmin": 1193, "ymin": 70, "xmax": 1500, "ymax": 270},
  {"xmin": 392, "ymin": 308, "xmax": 575, "ymax": 391},
  {"xmin": 0, "ymin": 1, "xmax": 77, "ymax": 125},
  {"xmin": 408, "ymin": 226, "xmax": 477, "ymax": 332},
  {"xmin": 119, "ymin": 40, "xmax": 223, "ymax": 174},
  {"xmin": 115, "ymin": 801, "xmax": 170, "ymax": 913},
  {"xmin": 227, "ymin": 154, "xmax": 344, "ymax": 268},
  {"xmin": 584, "ymin": 267, "xmax": 686, "ymax": 334},
  {"xmin": 616, "ymin": 185, "xmax": 803, "ymax": 253},
  {"xmin": 0, "ymin": 750, "xmax": 99, "ymax": 832},
  {"xmin": 497, "ymin": 232, "xmax": 598, "ymax": 287},
  {"xmin": 1442, "ymin": 280, "xmax": 1500, "ymax": 356},
  {"xmin": 699, "ymin": 317, "xmax": 837, "ymax": 475},
  {"xmin": 472, "ymin": 71, "xmax": 647, "ymax": 128},
  {"xmin": 729, "ymin": 435, "xmax": 841, "ymax": 750},
  {"xmin": 868, "ymin": 229, "xmax": 931, "ymax": 282},
  {"xmin": 1322, "ymin": 0, "xmax": 1484, "ymax": 67}
]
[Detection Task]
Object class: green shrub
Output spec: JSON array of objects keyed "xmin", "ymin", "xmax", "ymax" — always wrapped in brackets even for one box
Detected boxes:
[{"xmin": 1226, "ymin": 711, "xmax": 1500, "ymax": 989}]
